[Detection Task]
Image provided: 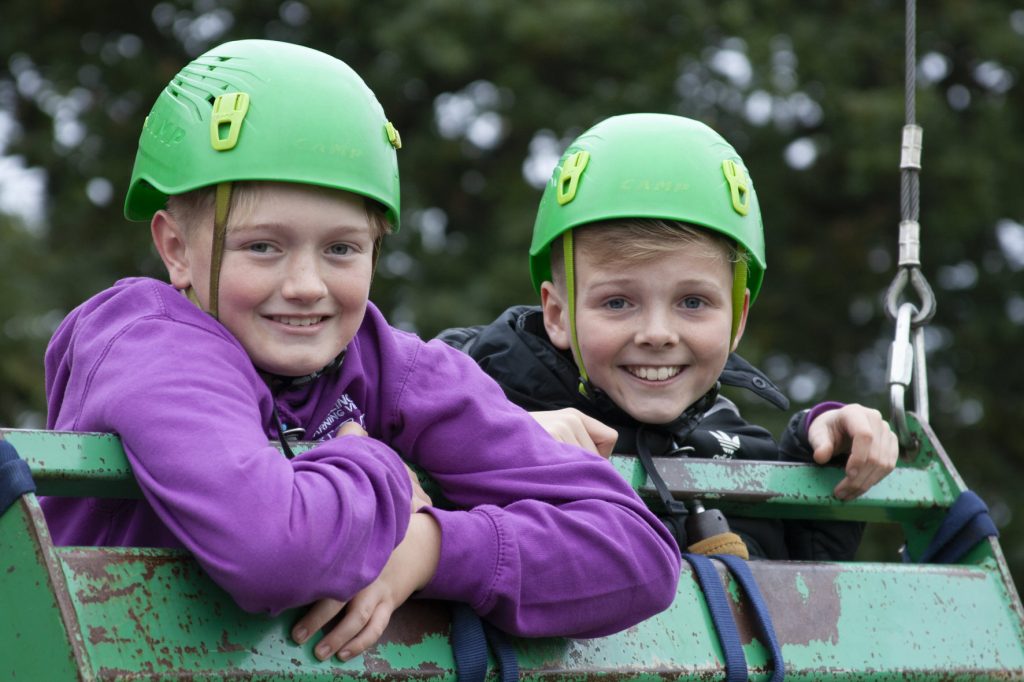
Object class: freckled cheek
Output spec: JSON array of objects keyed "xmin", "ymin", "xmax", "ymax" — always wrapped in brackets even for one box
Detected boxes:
[
  {"xmin": 577, "ymin": 337, "xmax": 621, "ymax": 380},
  {"xmin": 333, "ymin": 280, "xmax": 371, "ymax": 311},
  {"xmin": 691, "ymin": 318, "xmax": 732, "ymax": 350},
  {"xmin": 218, "ymin": 278, "xmax": 274, "ymax": 318}
]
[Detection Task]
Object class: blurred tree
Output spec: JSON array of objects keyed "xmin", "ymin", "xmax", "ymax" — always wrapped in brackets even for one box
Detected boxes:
[{"xmin": 1, "ymin": 0, "xmax": 1022, "ymax": 585}]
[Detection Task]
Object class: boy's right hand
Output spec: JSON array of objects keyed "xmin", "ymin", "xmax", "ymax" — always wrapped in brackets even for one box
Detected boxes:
[
  {"xmin": 806, "ymin": 404, "xmax": 898, "ymax": 500},
  {"xmin": 529, "ymin": 408, "xmax": 618, "ymax": 458}
]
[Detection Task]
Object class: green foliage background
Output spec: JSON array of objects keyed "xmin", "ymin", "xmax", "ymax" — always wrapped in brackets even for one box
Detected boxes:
[{"xmin": 2, "ymin": 1, "xmax": 1023, "ymax": 589}]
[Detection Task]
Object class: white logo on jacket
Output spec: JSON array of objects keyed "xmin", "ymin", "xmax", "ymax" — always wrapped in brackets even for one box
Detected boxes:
[
  {"xmin": 312, "ymin": 393, "xmax": 365, "ymax": 440},
  {"xmin": 709, "ymin": 430, "xmax": 741, "ymax": 458}
]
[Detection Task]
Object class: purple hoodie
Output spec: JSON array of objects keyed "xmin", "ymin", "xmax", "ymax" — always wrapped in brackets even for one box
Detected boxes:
[{"xmin": 42, "ymin": 277, "xmax": 680, "ymax": 638}]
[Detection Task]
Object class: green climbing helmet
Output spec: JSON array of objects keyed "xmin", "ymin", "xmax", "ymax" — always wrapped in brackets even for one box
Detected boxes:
[
  {"xmin": 529, "ymin": 113, "xmax": 766, "ymax": 301},
  {"xmin": 124, "ymin": 39, "xmax": 401, "ymax": 228}
]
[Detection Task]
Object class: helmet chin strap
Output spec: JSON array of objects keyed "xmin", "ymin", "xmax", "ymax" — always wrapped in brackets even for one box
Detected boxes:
[
  {"xmin": 183, "ymin": 181, "xmax": 232, "ymax": 316},
  {"xmin": 562, "ymin": 231, "xmax": 592, "ymax": 396},
  {"xmin": 730, "ymin": 257, "xmax": 748, "ymax": 347},
  {"xmin": 206, "ymin": 182, "xmax": 233, "ymax": 320}
]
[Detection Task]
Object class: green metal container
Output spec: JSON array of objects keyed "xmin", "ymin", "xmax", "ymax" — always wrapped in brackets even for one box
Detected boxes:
[{"xmin": 2, "ymin": 416, "xmax": 1023, "ymax": 680}]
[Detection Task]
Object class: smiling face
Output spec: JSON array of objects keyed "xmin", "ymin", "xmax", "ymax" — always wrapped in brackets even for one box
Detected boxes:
[
  {"xmin": 541, "ymin": 222, "xmax": 748, "ymax": 424},
  {"xmin": 153, "ymin": 182, "xmax": 379, "ymax": 377}
]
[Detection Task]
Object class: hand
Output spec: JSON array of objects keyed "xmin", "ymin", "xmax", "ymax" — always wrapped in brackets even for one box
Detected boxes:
[
  {"xmin": 807, "ymin": 404, "xmax": 899, "ymax": 500},
  {"xmin": 337, "ymin": 421, "xmax": 431, "ymax": 510},
  {"xmin": 336, "ymin": 420, "xmax": 368, "ymax": 438},
  {"xmin": 405, "ymin": 464, "xmax": 432, "ymax": 511},
  {"xmin": 530, "ymin": 408, "xmax": 618, "ymax": 458},
  {"xmin": 291, "ymin": 513, "xmax": 442, "ymax": 661}
]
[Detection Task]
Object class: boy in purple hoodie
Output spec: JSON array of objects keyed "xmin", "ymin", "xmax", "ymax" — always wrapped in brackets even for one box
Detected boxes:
[{"xmin": 41, "ymin": 40, "xmax": 680, "ymax": 662}]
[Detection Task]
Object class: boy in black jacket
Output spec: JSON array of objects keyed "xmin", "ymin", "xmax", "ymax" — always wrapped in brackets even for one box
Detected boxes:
[{"xmin": 439, "ymin": 114, "xmax": 897, "ymax": 560}]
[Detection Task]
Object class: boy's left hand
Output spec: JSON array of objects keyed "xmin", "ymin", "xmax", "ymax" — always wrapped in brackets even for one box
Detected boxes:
[
  {"xmin": 529, "ymin": 408, "xmax": 618, "ymax": 458},
  {"xmin": 807, "ymin": 404, "xmax": 899, "ymax": 500}
]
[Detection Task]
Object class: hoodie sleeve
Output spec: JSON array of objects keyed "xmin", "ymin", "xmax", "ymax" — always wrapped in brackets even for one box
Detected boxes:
[
  {"xmin": 84, "ymin": 316, "xmax": 413, "ymax": 614},
  {"xmin": 387, "ymin": 338, "xmax": 681, "ymax": 638}
]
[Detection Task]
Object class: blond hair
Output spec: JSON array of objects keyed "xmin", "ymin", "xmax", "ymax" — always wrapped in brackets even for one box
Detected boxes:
[
  {"xmin": 165, "ymin": 181, "xmax": 393, "ymax": 240},
  {"xmin": 549, "ymin": 218, "xmax": 745, "ymax": 288}
]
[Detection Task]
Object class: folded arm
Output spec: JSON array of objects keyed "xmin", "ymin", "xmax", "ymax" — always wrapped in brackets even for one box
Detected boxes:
[
  {"xmin": 87, "ymin": 320, "xmax": 414, "ymax": 613},
  {"xmin": 391, "ymin": 342, "xmax": 681, "ymax": 638}
]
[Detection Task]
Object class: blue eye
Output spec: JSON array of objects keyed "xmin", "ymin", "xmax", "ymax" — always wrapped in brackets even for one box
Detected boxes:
[
  {"xmin": 682, "ymin": 297, "xmax": 703, "ymax": 309},
  {"xmin": 249, "ymin": 242, "xmax": 272, "ymax": 254},
  {"xmin": 329, "ymin": 244, "xmax": 351, "ymax": 256},
  {"xmin": 605, "ymin": 298, "xmax": 628, "ymax": 310}
]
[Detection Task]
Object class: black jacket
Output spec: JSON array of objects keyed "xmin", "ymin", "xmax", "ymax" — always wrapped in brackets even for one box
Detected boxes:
[{"xmin": 438, "ymin": 305, "xmax": 863, "ymax": 560}]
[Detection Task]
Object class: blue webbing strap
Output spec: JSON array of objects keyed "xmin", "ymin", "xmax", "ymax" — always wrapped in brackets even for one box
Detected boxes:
[
  {"xmin": 0, "ymin": 439, "xmax": 35, "ymax": 516},
  {"xmin": 450, "ymin": 603, "xmax": 518, "ymax": 682},
  {"xmin": 682, "ymin": 553, "xmax": 747, "ymax": 682},
  {"xmin": 716, "ymin": 554, "xmax": 786, "ymax": 682},
  {"xmin": 451, "ymin": 603, "xmax": 488, "ymax": 681},
  {"xmin": 482, "ymin": 618, "xmax": 519, "ymax": 682},
  {"xmin": 905, "ymin": 490, "xmax": 999, "ymax": 564}
]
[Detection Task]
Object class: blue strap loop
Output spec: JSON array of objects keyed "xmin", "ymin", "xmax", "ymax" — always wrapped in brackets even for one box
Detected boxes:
[
  {"xmin": 716, "ymin": 554, "xmax": 785, "ymax": 682},
  {"xmin": 451, "ymin": 603, "xmax": 488, "ymax": 681},
  {"xmin": 905, "ymin": 490, "xmax": 999, "ymax": 564},
  {"xmin": 683, "ymin": 554, "xmax": 747, "ymax": 682},
  {"xmin": 0, "ymin": 440, "xmax": 36, "ymax": 515},
  {"xmin": 450, "ymin": 603, "xmax": 517, "ymax": 682},
  {"xmin": 482, "ymin": 618, "xmax": 519, "ymax": 681}
]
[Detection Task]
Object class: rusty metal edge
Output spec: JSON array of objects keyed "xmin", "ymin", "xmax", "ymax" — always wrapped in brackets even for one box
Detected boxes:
[{"xmin": 19, "ymin": 493, "xmax": 96, "ymax": 681}]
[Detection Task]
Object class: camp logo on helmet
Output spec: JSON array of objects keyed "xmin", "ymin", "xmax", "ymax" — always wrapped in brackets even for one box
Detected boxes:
[
  {"xmin": 293, "ymin": 137, "xmax": 368, "ymax": 159},
  {"xmin": 618, "ymin": 179, "xmax": 690, "ymax": 193},
  {"xmin": 143, "ymin": 114, "xmax": 185, "ymax": 148}
]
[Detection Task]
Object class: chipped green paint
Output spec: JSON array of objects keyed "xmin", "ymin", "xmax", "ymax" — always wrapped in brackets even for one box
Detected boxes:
[
  {"xmin": 5, "ymin": 428, "xmax": 140, "ymax": 498},
  {"xmin": 6, "ymin": 427, "xmax": 960, "ymax": 523},
  {"xmin": 368, "ymin": 632, "xmax": 453, "ymax": 671},
  {"xmin": 642, "ymin": 454, "xmax": 957, "ymax": 523},
  {"xmin": 794, "ymin": 572, "xmax": 811, "ymax": 602},
  {"xmin": 2, "ymin": 418, "xmax": 1024, "ymax": 679}
]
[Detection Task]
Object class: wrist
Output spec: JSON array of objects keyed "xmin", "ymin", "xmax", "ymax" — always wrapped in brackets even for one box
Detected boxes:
[{"xmin": 408, "ymin": 512, "xmax": 442, "ymax": 591}]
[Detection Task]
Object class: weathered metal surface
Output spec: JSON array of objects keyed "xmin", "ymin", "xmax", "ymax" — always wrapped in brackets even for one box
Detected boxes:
[
  {"xmin": 3, "ymin": 420, "xmax": 1024, "ymax": 680},
  {"xmin": 4, "ymin": 428, "xmax": 141, "ymax": 498},
  {"xmin": 755, "ymin": 560, "xmax": 1024, "ymax": 678},
  {"xmin": 617, "ymin": 414, "xmax": 963, "ymax": 525},
  {"xmin": 909, "ymin": 417, "xmax": 1024, "ymax": 631},
  {"xmin": 637, "ymin": 457, "xmax": 955, "ymax": 522},
  {"xmin": 6, "ymin": 427, "xmax": 960, "ymax": 523},
  {"xmin": 36, "ymin": 546, "xmax": 1024, "ymax": 680},
  {"xmin": 60, "ymin": 547, "xmax": 455, "ymax": 679}
]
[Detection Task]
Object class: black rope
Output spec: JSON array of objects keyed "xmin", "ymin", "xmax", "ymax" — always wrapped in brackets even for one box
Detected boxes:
[{"xmin": 901, "ymin": 0, "xmax": 919, "ymax": 225}]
